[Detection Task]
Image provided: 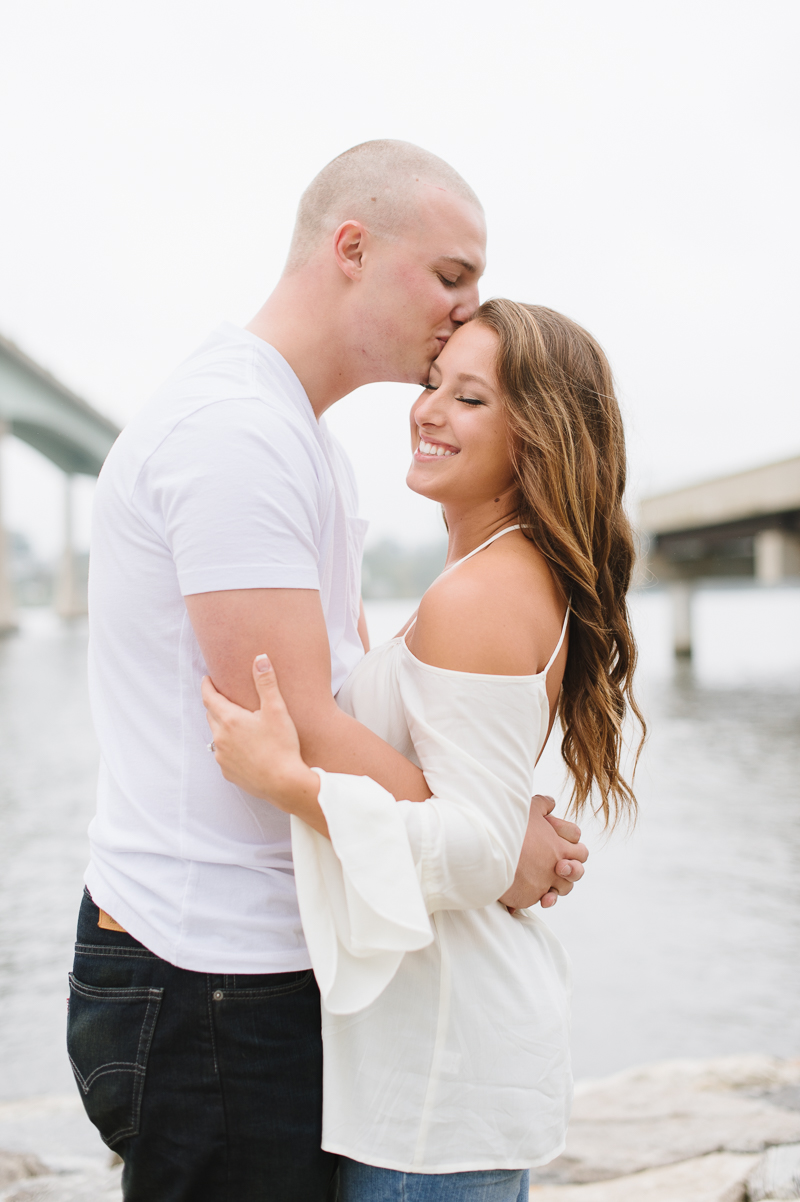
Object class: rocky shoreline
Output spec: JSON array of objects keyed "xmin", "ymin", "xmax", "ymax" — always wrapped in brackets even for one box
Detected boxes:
[
  {"xmin": 1, "ymin": 1055, "xmax": 798, "ymax": 1200},
  {"xmin": 529, "ymin": 1054, "xmax": 800, "ymax": 1201}
]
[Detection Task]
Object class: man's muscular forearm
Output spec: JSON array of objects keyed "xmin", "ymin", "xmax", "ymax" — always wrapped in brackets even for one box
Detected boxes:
[{"xmin": 186, "ymin": 587, "xmax": 430, "ymax": 804}]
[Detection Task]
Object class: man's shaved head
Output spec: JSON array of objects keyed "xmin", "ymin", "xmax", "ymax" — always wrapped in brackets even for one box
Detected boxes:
[{"xmin": 285, "ymin": 139, "xmax": 483, "ymax": 272}]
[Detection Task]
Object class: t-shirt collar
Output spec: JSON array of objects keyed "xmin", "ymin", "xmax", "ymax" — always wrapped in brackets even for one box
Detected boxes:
[{"xmin": 218, "ymin": 322, "xmax": 320, "ymax": 433}]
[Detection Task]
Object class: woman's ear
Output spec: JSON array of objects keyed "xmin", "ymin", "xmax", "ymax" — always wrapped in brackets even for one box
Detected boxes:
[{"xmin": 332, "ymin": 220, "xmax": 367, "ymax": 281}]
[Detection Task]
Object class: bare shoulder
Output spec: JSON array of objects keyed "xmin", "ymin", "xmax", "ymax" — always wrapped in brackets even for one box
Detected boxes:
[{"xmin": 408, "ymin": 533, "xmax": 568, "ymax": 676}]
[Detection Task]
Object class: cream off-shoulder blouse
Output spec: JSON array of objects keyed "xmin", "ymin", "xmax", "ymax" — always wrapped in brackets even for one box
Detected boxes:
[{"xmin": 290, "ymin": 529, "xmax": 573, "ymax": 1174}]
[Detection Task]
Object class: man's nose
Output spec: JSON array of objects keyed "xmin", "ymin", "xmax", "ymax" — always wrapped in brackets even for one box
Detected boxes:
[{"xmin": 451, "ymin": 281, "xmax": 481, "ymax": 326}]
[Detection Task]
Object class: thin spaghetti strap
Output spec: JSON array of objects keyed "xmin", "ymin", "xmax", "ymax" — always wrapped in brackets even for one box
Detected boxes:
[
  {"xmin": 439, "ymin": 525, "xmax": 521, "ymax": 578},
  {"xmin": 543, "ymin": 603, "xmax": 570, "ymax": 677},
  {"xmin": 402, "ymin": 526, "xmax": 520, "ymax": 644}
]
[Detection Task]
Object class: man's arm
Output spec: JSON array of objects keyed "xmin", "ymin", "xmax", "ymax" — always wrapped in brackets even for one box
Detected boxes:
[
  {"xmin": 198, "ymin": 586, "xmax": 587, "ymax": 906},
  {"xmin": 186, "ymin": 587, "xmax": 429, "ymax": 802}
]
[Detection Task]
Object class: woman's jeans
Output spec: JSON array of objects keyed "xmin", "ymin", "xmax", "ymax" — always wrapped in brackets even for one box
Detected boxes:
[
  {"xmin": 66, "ymin": 889, "xmax": 338, "ymax": 1201},
  {"xmin": 339, "ymin": 1159, "xmax": 530, "ymax": 1201}
]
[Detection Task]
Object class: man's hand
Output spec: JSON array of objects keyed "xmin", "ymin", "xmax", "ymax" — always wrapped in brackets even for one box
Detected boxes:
[{"xmin": 500, "ymin": 795, "xmax": 588, "ymax": 911}]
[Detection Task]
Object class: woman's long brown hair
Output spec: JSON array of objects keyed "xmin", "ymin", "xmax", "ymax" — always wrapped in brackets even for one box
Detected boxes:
[{"xmin": 473, "ymin": 299, "xmax": 645, "ymax": 826}]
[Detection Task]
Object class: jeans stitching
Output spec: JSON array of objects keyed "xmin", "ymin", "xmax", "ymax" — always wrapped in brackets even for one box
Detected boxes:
[
  {"xmin": 74, "ymin": 944, "xmax": 157, "ymax": 960},
  {"xmin": 126, "ymin": 993, "xmax": 162, "ymax": 1146},
  {"xmin": 69, "ymin": 1060, "xmax": 145, "ymax": 1092},
  {"xmin": 211, "ymin": 974, "xmax": 314, "ymax": 1000},
  {"xmin": 69, "ymin": 975, "xmax": 163, "ymax": 1002},
  {"xmin": 206, "ymin": 978, "xmax": 220, "ymax": 1077},
  {"xmin": 67, "ymin": 976, "xmax": 164, "ymax": 1147}
]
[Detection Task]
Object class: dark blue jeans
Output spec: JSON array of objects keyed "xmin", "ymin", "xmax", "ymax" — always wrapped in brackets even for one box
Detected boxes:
[{"xmin": 67, "ymin": 890, "xmax": 338, "ymax": 1201}]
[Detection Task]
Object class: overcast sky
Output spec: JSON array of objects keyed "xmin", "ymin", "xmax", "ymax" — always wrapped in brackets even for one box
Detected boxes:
[{"xmin": 1, "ymin": 0, "xmax": 797, "ymax": 557}]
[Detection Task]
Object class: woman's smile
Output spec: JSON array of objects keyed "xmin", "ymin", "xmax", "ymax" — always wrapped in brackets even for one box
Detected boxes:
[{"xmin": 414, "ymin": 436, "xmax": 460, "ymax": 459}]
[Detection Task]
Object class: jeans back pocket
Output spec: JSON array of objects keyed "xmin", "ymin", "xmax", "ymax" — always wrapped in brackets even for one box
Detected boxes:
[{"xmin": 67, "ymin": 972, "xmax": 164, "ymax": 1148}]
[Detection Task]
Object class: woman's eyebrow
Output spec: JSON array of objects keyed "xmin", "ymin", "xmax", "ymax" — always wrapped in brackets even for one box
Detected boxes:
[{"xmin": 455, "ymin": 371, "xmax": 491, "ymax": 388}]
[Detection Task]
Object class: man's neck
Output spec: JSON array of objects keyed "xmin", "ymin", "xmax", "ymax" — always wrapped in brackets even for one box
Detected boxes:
[{"xmin": 246, "ymin": 275, "xmax": 364, "ymax": 419}]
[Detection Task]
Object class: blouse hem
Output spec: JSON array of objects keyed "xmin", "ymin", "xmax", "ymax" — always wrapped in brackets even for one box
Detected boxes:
[{"xmin": 320, "ymin": 1136, "xmax": 567, "ymax": 1175}]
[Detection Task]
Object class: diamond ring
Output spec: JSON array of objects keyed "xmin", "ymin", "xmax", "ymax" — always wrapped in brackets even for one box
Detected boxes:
[{"xmin": 207, "ymin": 741, "xmax": 216, "ymax": 753}]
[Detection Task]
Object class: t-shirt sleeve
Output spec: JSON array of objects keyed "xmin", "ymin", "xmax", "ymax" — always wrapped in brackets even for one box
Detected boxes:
[{"xmin": 135, "ymin": 397, "xmax": 324, "ymax": 595}]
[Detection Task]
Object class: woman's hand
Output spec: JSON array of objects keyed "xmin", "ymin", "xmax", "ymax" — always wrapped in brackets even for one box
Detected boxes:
[{"xmin": 201, "ymin": 655, "xmax": 329, "ymax": 837}]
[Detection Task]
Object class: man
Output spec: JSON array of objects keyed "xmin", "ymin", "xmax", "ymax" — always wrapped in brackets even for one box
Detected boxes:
[{"xmin": 68, "ymin": 140, "xmax": 588, "ymax": 1201}]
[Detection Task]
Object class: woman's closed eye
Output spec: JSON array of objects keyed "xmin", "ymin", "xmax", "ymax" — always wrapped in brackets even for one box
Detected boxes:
[{"xmin": 420, "ymin": 383, "xmax": 484, "ymax": 407}]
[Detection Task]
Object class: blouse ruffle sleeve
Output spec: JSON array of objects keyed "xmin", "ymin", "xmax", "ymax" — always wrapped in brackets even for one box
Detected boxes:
[
  {"xmin": 389, "ymin": 651, "xmax": 548, "ymax": 914},
  {"xmin": 290, "ymin": 647, "xmax": 549, "ymax": 1016},
  {"xmin": 290, "ymin": 769, "xmax": 433, "ymax": 1016}
]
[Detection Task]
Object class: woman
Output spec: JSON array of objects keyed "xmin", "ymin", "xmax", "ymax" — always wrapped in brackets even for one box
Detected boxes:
[{"xmin": 203, "ymin": 299, "xmax": 643, "ymax": 1201}]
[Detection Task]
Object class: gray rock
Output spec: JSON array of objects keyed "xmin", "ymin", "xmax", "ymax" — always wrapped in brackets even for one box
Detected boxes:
[
  {"xmin": 528, "ymin": 1151, "xmax": 760, "ymax": 1201},
  {"xmin": 760, "ymin": 1089, "xmax": 800, "ymax": 1114},
  {"xmin": 533, "ymin": 1055, "xmax": 800, "ymax": 1185},
  {"xmin": 0, "ymin": 1096, "xmax": 107, "ymax": 1172},
  {"xmin": 746, "ymin": 1143, "xmax": 800, "ymax": 1201},
  {"xmin": 0, "ymin": 1154, "xmax": 47, "ymax": 1192},
  {"xmin": 0, "ymin": 1165, "xmax": 122, "ymax": 1202}
]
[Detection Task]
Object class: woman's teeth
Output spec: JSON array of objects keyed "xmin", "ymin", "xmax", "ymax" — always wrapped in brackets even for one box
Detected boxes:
[{"xmin": 419, "ymin": 439, "xmax": 458, "ymax": 457}]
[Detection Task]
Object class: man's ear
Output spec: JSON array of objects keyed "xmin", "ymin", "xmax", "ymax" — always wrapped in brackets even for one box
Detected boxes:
[{"xmin": 333, "ymin": 220, "xmax": 367, "ymax": 281}]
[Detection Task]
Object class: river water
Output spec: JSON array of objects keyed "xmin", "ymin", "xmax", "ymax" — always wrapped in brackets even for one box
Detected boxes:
[{"xmin": 0, "ymin": 586, "xmax": 798, "ymax": 1102}]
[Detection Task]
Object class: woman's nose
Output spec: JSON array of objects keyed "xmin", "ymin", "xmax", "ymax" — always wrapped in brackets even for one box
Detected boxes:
[{"xmin": 414, "ymin": 392, "xmax": 445, "ymax": 427}]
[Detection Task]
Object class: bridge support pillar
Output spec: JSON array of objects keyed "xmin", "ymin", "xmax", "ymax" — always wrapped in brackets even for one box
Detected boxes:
[
  {"xmin": 671, "ymin": 581, "xmax": 693, "ymax": 659},
  {"xmin": 754, "ymin": 529, "xmax": 800, "ymax": 584},
  {"xmin": 0, "ymin": 422, "xmax": 17, "ymax": 634},
  {"xmin": 55, "ymin": 473, "xmax": 85, "ymax": 618}
]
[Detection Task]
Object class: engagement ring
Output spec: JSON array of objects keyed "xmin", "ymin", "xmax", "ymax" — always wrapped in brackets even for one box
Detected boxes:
[{"xmin": 207, "ymin": 741, "xmax": 216, "ymax": 752}]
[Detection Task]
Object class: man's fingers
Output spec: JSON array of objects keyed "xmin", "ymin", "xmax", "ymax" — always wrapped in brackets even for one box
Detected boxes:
[
  {"xmin": 540, "ymin": 890, "xmax": 558, "ymax": 909},
  {"xmin": 546, "ymin": 813, "xmax": 583, "ymax": 845},
  {"xmin": 555, "ymin": 859, "xmax": 585, "ymax": 882}
]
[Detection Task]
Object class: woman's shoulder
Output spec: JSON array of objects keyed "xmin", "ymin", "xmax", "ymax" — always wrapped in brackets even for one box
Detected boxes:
[{"xmin": 407, "ymin": 534, "xmax": 567, "ymax": 677}]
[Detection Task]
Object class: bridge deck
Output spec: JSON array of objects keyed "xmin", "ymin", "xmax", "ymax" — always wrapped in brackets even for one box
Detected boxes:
[{"xmin": 639, "ymin": 455, "xmax": 800, "ymax": 654}]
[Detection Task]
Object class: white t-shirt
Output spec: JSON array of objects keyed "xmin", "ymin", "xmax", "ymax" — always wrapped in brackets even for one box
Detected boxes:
[{"xmin": 85, "ymin": 323, "xmax": 367, "ymax": 973}]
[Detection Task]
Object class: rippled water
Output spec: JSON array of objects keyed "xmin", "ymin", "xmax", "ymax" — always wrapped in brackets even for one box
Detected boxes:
[{"xmin": 0, "ymin": 588, "xmax": 798, "ymax": 1100}]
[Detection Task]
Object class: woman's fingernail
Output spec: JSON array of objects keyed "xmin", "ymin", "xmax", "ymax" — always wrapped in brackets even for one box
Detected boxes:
[{"xmin": 255, "ymin": 654, "xmax": 271, "ymax": 673}]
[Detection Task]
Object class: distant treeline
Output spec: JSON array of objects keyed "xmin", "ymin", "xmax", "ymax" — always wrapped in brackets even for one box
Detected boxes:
[
  {"xmin": 8, "ymin": 529, "xmax": 445, "ymax": 607},
  {"xmin": 7, "ymin": 531, "xmax": 89, "ymax": 607},
  {"xmin": 362, "ymin": 539, "xmax": 447, "ymax": 600}
]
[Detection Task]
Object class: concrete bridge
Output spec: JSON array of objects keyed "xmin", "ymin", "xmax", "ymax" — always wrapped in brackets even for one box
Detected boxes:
[
  {"xmin": 0, "ymin": 332, "xmax": 120, "ymax": 631},
  {"xmin": 640, "ymin": 455, "xmax": 800, "ymax": 656}
]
